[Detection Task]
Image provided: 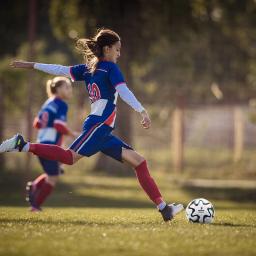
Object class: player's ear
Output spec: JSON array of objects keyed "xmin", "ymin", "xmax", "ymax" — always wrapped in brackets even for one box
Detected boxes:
[{"xmin": 103, "ymin": 45, "xmax": 110, "ymax": 55}]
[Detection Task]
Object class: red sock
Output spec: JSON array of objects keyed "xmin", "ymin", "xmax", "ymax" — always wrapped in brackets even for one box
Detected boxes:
[
  {"xmin": 29, "ymin": 144, "xmax": 73, "ymax": 165},
  {"xmin": 33, "ymin": 174, "xmax": 47, "ymax": 189},
  {"xmin": 34, "ymin": 181, "xmax": 54, "ymax": 207},
  {"xmin": 135, "ymin": 160, "xmax": 163, "ymax": 205}
]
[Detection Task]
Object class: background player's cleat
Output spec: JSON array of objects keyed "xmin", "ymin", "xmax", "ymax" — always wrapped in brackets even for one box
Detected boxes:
[
  {"xmin": 26, "ymin": 182, "xmax": 43, "ymax": 212},
  {"xmin": 0, "ymin": 134, "xmax": 26, "ymax": 153},
  {"xmin": 160, "ymin": 203, "xmax": 184, "ymax": 222},
  {"xmin": 30, "ymin": 206, "xmax": 42, "ymax": 212},
  {"xmin": 26, "ymin": 181, "xmax": 34, "ymax": 204},
  {"xmin": 26, "ymin": 181, "xmax": 42, "ymax": 211}
]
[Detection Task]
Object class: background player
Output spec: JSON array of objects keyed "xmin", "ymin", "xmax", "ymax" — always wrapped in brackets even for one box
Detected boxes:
[
  {"xmin": 1, "ymin": 28, "xmax": 183, "ymax": 221},
  {"xmin": 27, "ymin": 76, "xmax": 78, "ymax": 211}
]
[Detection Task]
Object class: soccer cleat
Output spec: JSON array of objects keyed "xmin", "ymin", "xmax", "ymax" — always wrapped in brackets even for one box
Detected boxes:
[
  {"xmin": 0, "ymin": 134, "xmax": 27, "ymax": 153},
  {"xmin": 30, "ymin": 206, "xmax": 42, "ymax": 212},
  {"xmin": 160, "ymin": 203, "xmax": 184, "ymax": 222},
  {"xmin": 26, "ymin": 181, "xmax": 34, "ymax": 204},
  {"xmin": 26, "ymin": 181, "xmax": 41, "ymax": 211}
]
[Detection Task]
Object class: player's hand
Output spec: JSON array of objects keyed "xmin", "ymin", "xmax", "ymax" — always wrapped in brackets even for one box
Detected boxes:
[
  {"xmin": 140, "ymin": 110, "xmax": 151, "ymax": 129},
  {"xmin": 10, "ymin": 60, "xmax": 35, "ymax": 69}
]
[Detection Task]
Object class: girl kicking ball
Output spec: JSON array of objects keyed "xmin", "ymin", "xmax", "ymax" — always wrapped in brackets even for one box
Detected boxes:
[
  {"xmin": 27, "ymin": 77, "xmax": 78, "ymax": 211},
  {"xmin": 1, "ymin": 28, "xmax": 183, "ymax": 221}
]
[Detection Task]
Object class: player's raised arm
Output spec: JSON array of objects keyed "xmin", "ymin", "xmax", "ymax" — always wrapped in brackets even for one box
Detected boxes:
[{"xmin": 10, "ymin": 60, "xmax": 72, "ymax": 78}]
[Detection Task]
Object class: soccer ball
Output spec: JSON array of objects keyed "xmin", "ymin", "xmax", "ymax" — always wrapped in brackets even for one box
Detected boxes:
[{"xmin": 185, "ymin": 198, "xmax": 215, "ymax": 224}]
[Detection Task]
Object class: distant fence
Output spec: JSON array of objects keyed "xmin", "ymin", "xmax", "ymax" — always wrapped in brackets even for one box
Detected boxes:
[
  {"xmin": 3, "ymin": 104, "xmax": 256, "ymax": 175},
  {"xmin": 174, "ymin": 104, "xmax": 256, "ymax": 170},
  {"xmin": 134, "ymin": 104, "xmax": 256, "ymax": 173}
]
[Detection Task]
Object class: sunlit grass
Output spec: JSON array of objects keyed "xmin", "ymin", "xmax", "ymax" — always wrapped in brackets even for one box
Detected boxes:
[
  {"xmin": 1, "ymin": 163, "xmax": 256, "ymax": 256},
  {"xmin": 0, "ymin": 207, "xmax": 255, "ymax": 256}
]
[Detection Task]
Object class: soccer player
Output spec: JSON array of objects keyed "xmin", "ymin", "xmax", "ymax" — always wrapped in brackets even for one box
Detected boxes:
[
  {"xmin": 28, "ymin": 76, "xmax": 78, "ymax": 211},
  {"xmin": 1, "ymin": 28, "xmax": 183, "ymax": 221}
]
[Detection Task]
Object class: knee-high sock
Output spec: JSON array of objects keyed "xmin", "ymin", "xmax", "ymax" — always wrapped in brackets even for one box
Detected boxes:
[
  {"xmin": 33, "ymin": 174, "xmax": 47, "ymax": 189},
  {"xmin": 29, "ymin": 144, "xmax": 73, "ymax": 165},
  {"xmin": 135, "ymin": 160, "xmax": 163, "ymax": 205},
  {"xmin": 33, "ymin": 181, "xmax": 54, "ymax": 207}
]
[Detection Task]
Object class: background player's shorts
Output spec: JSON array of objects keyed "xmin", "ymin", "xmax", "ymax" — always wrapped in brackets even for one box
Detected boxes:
[
  {"xmin": 69, "ymin": 122, "xmax": 132, "ymax": 162},
  {"xmin": 38, "ymin": 157, "xmax": 64, "ymax": 176}
]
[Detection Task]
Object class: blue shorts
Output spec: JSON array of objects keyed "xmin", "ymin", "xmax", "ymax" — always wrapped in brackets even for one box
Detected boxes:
[
  {"xmin": 38, "ymin": 157, "xmax": 63, "ymax": 176},
  {"xmin": 69, "ymin": 122, "xmax": 132, "ymax": 162}
]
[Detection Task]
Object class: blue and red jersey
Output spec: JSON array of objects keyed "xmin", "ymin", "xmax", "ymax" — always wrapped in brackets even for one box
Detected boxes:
[
  {"xmin": 70, "ymin": 61, "xmax": 126, "ymax": 128},
  {"xmin": 33, "ymin": 97, "xmax": 68, "ymax": 145}
]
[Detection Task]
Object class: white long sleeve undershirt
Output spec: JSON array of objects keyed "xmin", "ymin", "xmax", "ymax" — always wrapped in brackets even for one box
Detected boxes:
[
  {"xmin": 34, "ymin": 63, "xmax": 71, "ymax": 78},
  {"xmin": 115, "ymin": 84, "xmax": 144, "ymax": 112},
  {"xmin": 34, "ymin": 63, "xmax": 144, "ymax": 113}
]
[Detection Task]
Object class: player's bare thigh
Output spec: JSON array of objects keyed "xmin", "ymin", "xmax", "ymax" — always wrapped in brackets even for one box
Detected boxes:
[
  {"xmin": 46, "ymin": 175, "xmax": 59, "ymax": 186},
  {"xmin": 121, "ymin": 148, "xmax": 145, "ymax": 168}
]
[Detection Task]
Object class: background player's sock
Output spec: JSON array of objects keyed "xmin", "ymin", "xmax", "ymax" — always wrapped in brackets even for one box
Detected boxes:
[
  {"xmin": 29, "ymin": 144, "xmax": 73, "ymax": 165},
  {"xmin": 33, "ymin": 181, "xmax": 54, "ymax": 207},
  {"xmin": 135, "ymin": 160, "xmax": 165, "ymax": 206},
  {"xmin": 32, "ymin": 174, "xmax": 47, "ymax": 190}
]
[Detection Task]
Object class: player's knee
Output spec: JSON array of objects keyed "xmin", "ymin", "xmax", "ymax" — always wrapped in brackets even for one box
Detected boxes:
[
  {"xmin": 70, "ymin": 150, "xmax": 82, "ymax": 164},
  {"xmin": 133, "ymin": 153, "xmax": 145, "ymax": 168},
  {"xmin": 46, "ymin": 175, "xmax": 59, "ymax": 186},
  {"xmin": 137, "ymin": 155, "xmax": 146, "ymax": 166},
  {"xmin": 122, "ymin": 148, "xmax": 145, "ymax": 168}
]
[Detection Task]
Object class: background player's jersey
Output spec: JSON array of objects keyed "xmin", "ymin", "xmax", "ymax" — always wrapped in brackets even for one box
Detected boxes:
[
  {"xmin": 70, "ymin": 61, "xmax": 126, "ymax": 128},
  {"xmin": 35, "ymin": 97, "xmax": 68, "ymax": 145}
]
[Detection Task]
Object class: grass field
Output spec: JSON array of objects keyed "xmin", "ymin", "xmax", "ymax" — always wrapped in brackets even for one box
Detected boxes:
[
  {"xmin": 0, "ymin": 172, "xmax": 256, "ymax": 256},
  {"xmin": 0, "ymin": 207, "xmax": 255, "ymax": 256}
]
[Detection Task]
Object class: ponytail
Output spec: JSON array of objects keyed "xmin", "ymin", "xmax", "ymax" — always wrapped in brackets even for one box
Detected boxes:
[
  {"xmin": 46, "ymin": 76, "xmax": 71, "ymax": 98},
  {"xmin": 76, "ymin": 28, "xmax": 120, "ymax": 72},
  {"xmin": 76, "ymin": 39, "xmax": 100, "ymax": 73}
]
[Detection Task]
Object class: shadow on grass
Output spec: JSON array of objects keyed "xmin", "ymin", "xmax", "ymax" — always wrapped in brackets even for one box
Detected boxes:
[
  {"xmin": 1, "ymin": 170, "xmax": 256, "ymax": 209},
  {"xmin": 0, "ymin": 172, "xmax": 152, "ymax": 208},
  {"xmin": 182, "ymin": 185, "xmax": 256, "ymax": 203},
  {"xmin": 212, "ymin": 222, "xmax": 256, "ymax": 228},
  {"xmin": 46, "ymin": 193, "xmax": 153, "ymax": 208}
]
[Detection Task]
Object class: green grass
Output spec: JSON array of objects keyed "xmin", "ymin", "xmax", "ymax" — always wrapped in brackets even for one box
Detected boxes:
[
  {"xmin": 0, "ymin": 207, "xmax": 255, "ymax": 256},
  {"xmin": 0, "ymin": 172, "xmax": 256, "ymax": 256}
]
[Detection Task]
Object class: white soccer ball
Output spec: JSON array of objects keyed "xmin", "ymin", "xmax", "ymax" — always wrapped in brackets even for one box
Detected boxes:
[{"xmin": 185, "ymin": 198, "xmax": 215, "ymax": 224}]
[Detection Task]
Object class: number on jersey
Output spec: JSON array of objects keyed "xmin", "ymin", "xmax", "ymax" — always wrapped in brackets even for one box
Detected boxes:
[{"xmin": 88, "ymin": 83, "xmax": 101, "ymax": 103}]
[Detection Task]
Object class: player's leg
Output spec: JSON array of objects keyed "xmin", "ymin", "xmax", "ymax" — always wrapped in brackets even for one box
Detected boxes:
[
  {"xmin": 0, "ymin": 134, "xmax": 83, "ymax": 164},
  {"xmin": 122, "ymin": 148, "xmax": 163, "ymax": 203},
  {"xmin": 100, "ymin": 135, "xmax": 184, "ymax": 221},
  {"xmin": 0, "ymin": 122, "xmax": 112, "ymax": 163},
  {"xmin": 100, "ymin": 135, "xmax": 164, "ymax": 205},
  {"xmin": 122, "ymin": 148, "xmax": 184, "ymax": 221},
  {"xmin": 26, "ymin": 158, "xmax": 63, "ymax": 211}
]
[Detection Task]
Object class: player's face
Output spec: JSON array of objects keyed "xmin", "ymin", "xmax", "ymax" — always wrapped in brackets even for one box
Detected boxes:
[
  {"xmin": 57, "ymin": 82, "xmax": 73, "ymax": 100},
  {"xmin": 104, "ymin": 41, "xmax": 121, "ymax": 63}
]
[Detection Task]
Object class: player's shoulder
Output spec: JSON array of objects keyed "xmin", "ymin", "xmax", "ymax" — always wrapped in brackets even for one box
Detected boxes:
[
  {"xmin": 72, "ymin": 63, "xmax": 87, "ymax": 69},
  {"xmin": 71, "ymin": 63, "xmax": 90, "ymax": 75},
  {"xmin": 98, "ymin": 61, "xmax": 121, "ymax": 72},
  {"xmin": 53, "ymin": 97, "xmax": 68, "ymax": 109},
  {"xmin": 41, "ymin": 98, "xmax": 58, "ymax": 114}
]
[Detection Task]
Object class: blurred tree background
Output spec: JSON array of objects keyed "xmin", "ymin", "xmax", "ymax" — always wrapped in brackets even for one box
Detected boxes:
[{"xmin": 1, "ymin": 0, "xmax": 256, "ymax": 178}]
